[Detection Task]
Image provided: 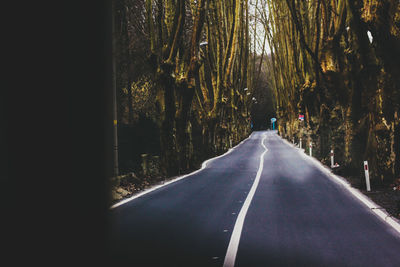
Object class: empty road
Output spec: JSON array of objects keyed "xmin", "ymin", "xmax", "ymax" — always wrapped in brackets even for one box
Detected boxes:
[{"xmin": 109, "ymin": 131, "xmax": 400, "ymax": 266}]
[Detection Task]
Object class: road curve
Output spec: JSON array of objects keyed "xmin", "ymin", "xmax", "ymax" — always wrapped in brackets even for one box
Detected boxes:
[{"xmin": 109, "ymin": 131, "xmax": 400, "ymax": 266}]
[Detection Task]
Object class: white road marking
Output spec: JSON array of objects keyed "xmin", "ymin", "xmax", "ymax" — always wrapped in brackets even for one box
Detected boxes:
[
  {"xmin": 223, "ymin": 133, "xmax": 268, "ymax": 267},
  {"xmin": 279, "ymin": 134, "xmax": 400, "ymax": 236},
  {"xmin": 110, "ymin": 133, "xmax": 254, "ymax": 209}
]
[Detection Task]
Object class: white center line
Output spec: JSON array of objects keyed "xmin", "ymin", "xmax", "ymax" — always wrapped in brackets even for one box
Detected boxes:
[{"xmin": 223, "ymin": 133, "xmax": 268, "ymax": 267}]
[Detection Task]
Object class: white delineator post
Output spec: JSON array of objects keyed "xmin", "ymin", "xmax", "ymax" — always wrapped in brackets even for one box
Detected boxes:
[
  {"xmin": 364, "ymin": 161, "xmax": 371, "ymax": 191},
  {"xmin": 292, "ymin": 137, "xmax": 294, "ymax": 144},
  {"xmin": 299, "ymin": 138, "xmax": 302, "ymax": 149},
  {"xmin": 309, "ymin": 142, "xmax": 312, "ymax": 157},
  {"xmin": 330, "ymin": 150, "xmax": 334, "ymax": 168}
]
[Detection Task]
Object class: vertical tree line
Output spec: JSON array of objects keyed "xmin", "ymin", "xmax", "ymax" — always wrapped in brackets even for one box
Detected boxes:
[
  {"xmin": 114, "ymin": 0, "xmax": 257, "ymax": 177},
  {"xmin": 263, "ymin": 0, "xmax": 400, "ymax": 184}
]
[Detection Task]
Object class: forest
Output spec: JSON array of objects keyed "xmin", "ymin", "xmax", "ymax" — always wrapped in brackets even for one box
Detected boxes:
[
  {"xmin": 111, "ymin": 0, "xmax": 400, "ymax": 195},
  {"xmin": 263, "ymin": 0, "xmax": 400, "ymax": 187}
]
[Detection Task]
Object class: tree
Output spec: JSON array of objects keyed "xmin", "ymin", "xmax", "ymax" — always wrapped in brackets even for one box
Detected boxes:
[
  {"xmin": 113, "ymin": 0, "xmax": 256, "ymax": 176},
  {"xmin": 262, "ymin": 0, "xmax": 400, "ymax": 184}
]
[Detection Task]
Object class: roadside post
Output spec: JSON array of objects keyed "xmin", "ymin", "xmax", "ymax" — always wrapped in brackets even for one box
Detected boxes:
[
  {"xmin": 309, "ymin": 142, "xmax": 312, "ymax": 157},
  {"xmin": 330, "ymin": 150, "xmax": 334, "ymax": 168},
  {"xmin": 364, "ymin": 161, "xmax": 371, "ymax": 191},
  {"xmin": 298, "ymin": 114, "xmax": 304, "ymax": 150},
  {"xmin": 292, "ymin": 137, "xmax": 294, "ymax": 144}
]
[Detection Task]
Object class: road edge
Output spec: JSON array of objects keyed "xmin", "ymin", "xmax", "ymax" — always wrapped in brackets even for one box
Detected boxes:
[
  {"xmin": 110, "ymin": 132, "xmax": 254, "ymax": 209},
  {"xmin": 279, "ymin": 135, "xmax": 400, "ymax": 236}
]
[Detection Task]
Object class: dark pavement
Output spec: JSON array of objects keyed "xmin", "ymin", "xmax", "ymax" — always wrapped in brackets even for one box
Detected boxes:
[{"xmin": 109, "ymin": 131, "xmax": 400, "ymax": 266}]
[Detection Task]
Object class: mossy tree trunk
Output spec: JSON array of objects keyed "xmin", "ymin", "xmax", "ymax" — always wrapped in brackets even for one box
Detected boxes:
[{"xmin": 262, "ymin": 0, "xmax": 400, "ymax": 184}]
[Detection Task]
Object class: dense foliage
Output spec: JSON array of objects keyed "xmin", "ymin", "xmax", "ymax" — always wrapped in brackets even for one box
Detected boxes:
[
  {"xmin": 262, "ymin": 0, "xmax": 400, "ymax": 185},
  {"xmin": 114, "ymin": 0, "xmax": 400, "ymax": 187},
  {"xmin": 114, "ymin": 0, "xmax": 264, "ymax": 176}
]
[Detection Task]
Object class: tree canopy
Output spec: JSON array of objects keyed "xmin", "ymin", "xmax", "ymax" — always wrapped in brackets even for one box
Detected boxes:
[
  {"xmin": 262, "ymin": 0, "xmax": 400, "ymax": 183},
  {"xmin": 114, "ymin": 0, "xmax": 400, "ymax": 185},
  {"xmin": 114, "ymin": 0, "xmax": 265, "ymax": 176}
]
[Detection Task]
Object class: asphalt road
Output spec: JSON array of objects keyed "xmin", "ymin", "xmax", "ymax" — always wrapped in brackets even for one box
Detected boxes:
[{"xmin": 109, "ymin": 131, "xmax": 400, "ymax": 266}]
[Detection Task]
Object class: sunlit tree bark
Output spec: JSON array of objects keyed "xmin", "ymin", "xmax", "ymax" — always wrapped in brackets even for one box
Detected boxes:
[
  {"xmin": 113, "ymin": 0, "xmax": 252, "ymax": 175},
  {"xmin": 262, "ymin": 0, "xmax": 400, "ymax": 183}
]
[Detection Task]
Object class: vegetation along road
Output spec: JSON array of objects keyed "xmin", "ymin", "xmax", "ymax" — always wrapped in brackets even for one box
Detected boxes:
[{"xmin": 110, "ymin": 131, "xmax": 400, "ymax": 266}]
